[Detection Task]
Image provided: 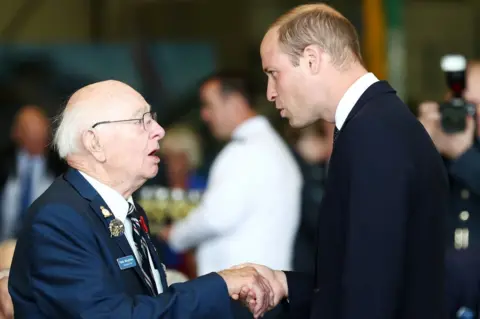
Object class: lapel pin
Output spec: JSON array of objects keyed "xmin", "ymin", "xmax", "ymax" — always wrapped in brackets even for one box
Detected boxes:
[
  {"xmin": 109, "ymin": 219, "xmax": 125, "ymax": 238},
  {"xmin": 100, "ymin": 206, "xmax": 112, "ymax": 218}
]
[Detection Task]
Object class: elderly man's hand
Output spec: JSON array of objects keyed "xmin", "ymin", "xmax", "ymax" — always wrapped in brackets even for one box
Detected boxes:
[
  {"xmin": 0, "ymin": 276, "xmax": 13, "ymax": 319},
  {"xmin": 218, "ymin": 266, "xmax": 274, "ymax": 318}
]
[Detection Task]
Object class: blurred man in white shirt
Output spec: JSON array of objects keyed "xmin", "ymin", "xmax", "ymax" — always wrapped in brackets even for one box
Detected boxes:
[{"xmin": 161, "ymin": 71, "xmax": 302, "ymax": 280}]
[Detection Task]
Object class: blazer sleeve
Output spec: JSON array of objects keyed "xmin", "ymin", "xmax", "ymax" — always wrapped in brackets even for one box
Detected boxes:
[
  {"xmin": 28, "ymin": 204, "xmax": 233, "ymax": 319},
  {"xmin": 339, "ymin": 130, "xmax": 410, "ymax": 319}
]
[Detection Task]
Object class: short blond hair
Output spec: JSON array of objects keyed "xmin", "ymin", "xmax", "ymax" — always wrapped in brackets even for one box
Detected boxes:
[
  {"xmin": 271, "ymin": 3, "xmax": 362, "ymax": 69},
  {"xmin": 160, "ymin": 124, "xmax": 203, "ymax": 169}
]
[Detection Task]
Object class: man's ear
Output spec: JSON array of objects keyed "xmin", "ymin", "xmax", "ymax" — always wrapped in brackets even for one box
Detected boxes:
[
  {"xmin": 82, "ymin": 130, "xmax": 106, "ymax": 162},
  {"xmin": 303, "ymin": 44, "xmax": 323, "ymax": 75}
]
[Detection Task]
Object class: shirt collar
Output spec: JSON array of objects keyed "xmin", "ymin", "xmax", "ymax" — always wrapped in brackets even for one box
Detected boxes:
[
  {"xmin": 232, "ymin": 115, "xmax": 269, "ymax": 140},
  {"xmin": 335, "ymin": 72, "xmax": 379, "ymax": 130},
  {"xmin": 79, "ymin": 171, "xmax": 134, "ymax": 223}
]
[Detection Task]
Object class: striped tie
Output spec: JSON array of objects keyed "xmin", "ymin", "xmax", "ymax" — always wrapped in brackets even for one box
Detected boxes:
[{"xmin": 127, "ymin": 203, "xmax": 157, "ymax": 296}]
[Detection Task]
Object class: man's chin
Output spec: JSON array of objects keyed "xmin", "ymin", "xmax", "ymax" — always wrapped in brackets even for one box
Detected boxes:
[
  {"xmin": 289, "ymin": 118, "xmax": 308, "ymax": 128},
  {"xmin": 144, "ymin": 164, "xmax": 159, "ymax": 180}
]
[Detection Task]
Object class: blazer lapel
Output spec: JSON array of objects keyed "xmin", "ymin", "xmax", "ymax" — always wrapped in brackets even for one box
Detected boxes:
[
  {"xmin": 63, "ymin": 168, "xmax": 157, "ymax": 295},
  {"xmin": 89, "ymin": 196, "xmax": 133, "ymax": 258}
]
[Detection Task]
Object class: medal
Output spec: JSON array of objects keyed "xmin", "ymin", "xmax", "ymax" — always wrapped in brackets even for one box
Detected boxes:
[
  {"xmin": 100, "ymin": 206, "xmax": 112, "ymax": 218},
  {"xmin": 109, "ymin": 219, "xmax": 125, "ymax": 237}
]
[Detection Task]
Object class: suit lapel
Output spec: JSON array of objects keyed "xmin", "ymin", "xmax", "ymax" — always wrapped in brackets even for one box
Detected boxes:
[{"xmin": 63, "ymin": 168, "xmax": 158, "ymax": 295}]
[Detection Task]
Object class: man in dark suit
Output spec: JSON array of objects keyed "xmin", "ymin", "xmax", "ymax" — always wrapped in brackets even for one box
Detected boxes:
[
  {"xmin": 8, "ymin": 80, "xmax": 274, "ymax": 318},
  {"xmin": 234, "ymin": 3, "xmax": 449, "ymax": 319},
  {"xmin": 0, "ymin": 105, "xmax": 66, "ymax": 240}
]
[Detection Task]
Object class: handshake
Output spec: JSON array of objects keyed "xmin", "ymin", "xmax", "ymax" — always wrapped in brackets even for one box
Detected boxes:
[{"xmin": 218, "ymin": 263, "xmax": 288, "ymax": 318}]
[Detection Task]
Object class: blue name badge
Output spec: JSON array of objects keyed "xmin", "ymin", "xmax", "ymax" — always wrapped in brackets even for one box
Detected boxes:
[{"xmin": 117, "ymin": 255, "xmax": 137, "ymax": 270}]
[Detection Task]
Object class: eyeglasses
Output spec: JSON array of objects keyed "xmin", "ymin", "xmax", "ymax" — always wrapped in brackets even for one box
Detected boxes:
[{"xmin": 92, "ymin": 111, "xmax": 158, "ymax": 131}]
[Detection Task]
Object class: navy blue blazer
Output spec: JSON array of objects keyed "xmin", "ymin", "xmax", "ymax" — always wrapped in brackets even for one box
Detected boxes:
[
  {"xmin": 282, "ymin": 81, "xmax": 450, "ymax": 319},
  {"xmin": 9, "ymin": 168, "xmax": 233, "ymax": 319}
]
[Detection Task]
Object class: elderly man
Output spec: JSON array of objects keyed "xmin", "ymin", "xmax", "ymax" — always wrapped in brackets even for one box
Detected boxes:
[
  {"xmin": 234, "ymin": 3, "xmax": 449, "ymax": 319},
  {"xmin": 8, "ymin": 80, "xmax": 273, "ymax": 319}
]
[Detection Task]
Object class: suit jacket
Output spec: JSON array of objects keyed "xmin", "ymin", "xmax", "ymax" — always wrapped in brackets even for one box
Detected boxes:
[
  {"xmin": 282, "ymin": 81, "xmax": 449, "ymax": 319},
  {"xmin": 9, "ymin": 168, "xmax": 233, "ymax": 319}
]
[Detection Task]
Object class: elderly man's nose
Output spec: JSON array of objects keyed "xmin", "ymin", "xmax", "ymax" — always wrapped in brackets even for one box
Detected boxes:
[{"xmin": 152, "ymin": 121, "xmax": 165, "ymax": 139}]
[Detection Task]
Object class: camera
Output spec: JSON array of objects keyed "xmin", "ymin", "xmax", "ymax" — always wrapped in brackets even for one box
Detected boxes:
[{"xmin": 439, "ymin": 54, "xmax": 476, "ymax": 133}]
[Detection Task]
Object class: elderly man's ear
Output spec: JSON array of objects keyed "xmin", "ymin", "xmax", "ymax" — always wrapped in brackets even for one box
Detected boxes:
[{"xmin": 82, "ymin": 130, "xmax": 107, "ymax": 162}]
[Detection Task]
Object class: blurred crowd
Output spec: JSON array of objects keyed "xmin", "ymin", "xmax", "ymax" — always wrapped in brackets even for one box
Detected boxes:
[{"xmin": 0, "ymin": 59, "xmax": 479, "ymax": 318}]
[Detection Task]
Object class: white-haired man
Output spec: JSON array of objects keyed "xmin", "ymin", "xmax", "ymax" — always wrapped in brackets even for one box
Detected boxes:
[{"xmin": 7, "ymin": 80, "xmax": 273, "ymax": 319}]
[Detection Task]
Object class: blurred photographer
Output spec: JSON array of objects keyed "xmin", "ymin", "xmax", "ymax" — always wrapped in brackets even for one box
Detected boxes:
[{"xmin": 419, "ymin": 58, "xmax": 480, "ymax": 251}]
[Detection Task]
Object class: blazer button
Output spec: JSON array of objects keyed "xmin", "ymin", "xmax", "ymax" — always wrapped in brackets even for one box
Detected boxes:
[
  {"xmin": 459, "ymin": 211, "xmax": 469, "ymax": 222},
  {"xmin": 461, "ymin": 189, "xmax": 470, "ymax": 200},
  {"xmin": 313, "ymin": 288, "xmax": 320, "ymax": 293}
]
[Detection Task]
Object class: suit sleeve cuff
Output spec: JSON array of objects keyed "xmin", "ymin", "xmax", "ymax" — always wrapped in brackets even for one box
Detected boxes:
[{"xmin": 170, "ymin": 272, "xmax": 231, "ymax": 316}]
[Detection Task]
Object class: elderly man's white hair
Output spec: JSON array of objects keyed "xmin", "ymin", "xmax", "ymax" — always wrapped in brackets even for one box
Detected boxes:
[
  {"xmin": 54, "ymin": 103, "xmax": 90, "ymax": 158},
  {"xmin": 53, "ymin": 80, "xmax": 143, "ymax": 159}
]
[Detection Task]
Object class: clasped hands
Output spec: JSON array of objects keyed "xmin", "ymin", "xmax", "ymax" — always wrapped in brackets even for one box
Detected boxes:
[{"xmin": 218, "ymin": 263, "xmax": 288, "ymax": 318}]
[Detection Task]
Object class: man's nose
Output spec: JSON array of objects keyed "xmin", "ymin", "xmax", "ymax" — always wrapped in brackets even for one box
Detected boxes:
[
  {"xmin": 151, "ymin": 121, "xmax": 165, "ymax": 140},
  {"xmin": 267, "ymin": 82, "xmax": 277, "ymax": 102}
]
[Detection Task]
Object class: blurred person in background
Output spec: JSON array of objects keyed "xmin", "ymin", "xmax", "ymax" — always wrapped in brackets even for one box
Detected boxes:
[
  {"xmin": 0, "ymin": 105, "xmax": 66, "ymax": 241},
  {"xmin": 154, "ymin": 124, "xmax": 207, "ymax": 278},
  {"xmin": 418, "ymin": 60, "xmax": 480, "ymax": 250},
  {"xmin": 420, "ymin": 60, "xmax": 480, "ymax": 318},
  {"xmin": 160, "ymin": 124, "xmax": 206, "ymax": 191},
  {"xmin": 285, "ymin": 120, "xmax": 334, "ymax": 274},
  {"xmin": 160, "ymin": 71, "xmax": 302, "ymax": 318}
]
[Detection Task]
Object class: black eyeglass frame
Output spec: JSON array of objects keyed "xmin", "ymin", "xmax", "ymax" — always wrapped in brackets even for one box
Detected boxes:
[{"xmin": 91, "ymin": 111, "xmax": 157, "ymax": 131}]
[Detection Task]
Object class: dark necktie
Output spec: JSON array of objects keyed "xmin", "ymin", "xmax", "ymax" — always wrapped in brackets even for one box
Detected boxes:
[
  {"xmin": 127, "ymin": 203, "xmax": 158, "ymax": 296},
  {"xmin": 333, "ymin": 127, "xmax": 340, "ymax": 144}
]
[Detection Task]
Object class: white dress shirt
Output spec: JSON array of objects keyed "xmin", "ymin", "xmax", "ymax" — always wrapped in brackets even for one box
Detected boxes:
[
  {"xmin": 80, "ymin": 172, "xmax": 163, "ymax": 293},
  {"xmin": 169, "ymin": 116, "xmax": 302, "ymax": 275},
  {"xmin": 1, "ymin": 151, "xmax": 54, "ymax": 240},
  {"xmin": 335, "ymin": 72, "xmax": 379, "ymax": 130}
]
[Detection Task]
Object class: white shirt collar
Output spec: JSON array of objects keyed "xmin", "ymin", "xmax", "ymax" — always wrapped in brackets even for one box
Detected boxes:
[
  {"xmin": 232, "ymin": 115, "xmax": 270, "ymax": 140},
  {"xmin": 335, "ymin": 72, "xmax": 379, "ymax": 130},
  {"xmin": 79, "ymin": 171, "xmax": 134, "ymax": 223}
]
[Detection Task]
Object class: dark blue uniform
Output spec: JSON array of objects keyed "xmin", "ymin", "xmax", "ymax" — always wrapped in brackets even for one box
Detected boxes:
[
  {"xmin": 444, "ymin": 142, "xmax": 480, "ymax": 250},
  {"xmin": 445, "ymin": 248, "xmax": 480, "ymax": 318}
]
